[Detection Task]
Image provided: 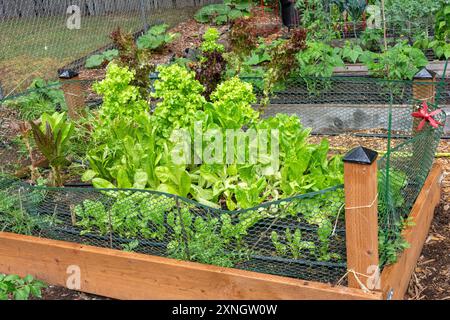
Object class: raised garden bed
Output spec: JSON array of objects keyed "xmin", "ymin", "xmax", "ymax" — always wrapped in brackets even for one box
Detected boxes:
[{"xmin": 0, "ymin": 162, "xmax": 442, "ymax": 300}]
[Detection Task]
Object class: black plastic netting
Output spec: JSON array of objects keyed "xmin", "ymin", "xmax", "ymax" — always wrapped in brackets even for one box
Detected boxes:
[{"xmin": 0, "ymin": 177, "xmax": 347, "ymax": 284}]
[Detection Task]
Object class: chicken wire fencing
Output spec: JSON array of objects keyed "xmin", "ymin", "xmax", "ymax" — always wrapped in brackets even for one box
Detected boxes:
[
  {"xmin": 0, "ymin": 0, "xmax": 221, "ymax": 97},
  {"xmin": 0, "ymin": 176, "xmax": 347, "ymax": 284}
]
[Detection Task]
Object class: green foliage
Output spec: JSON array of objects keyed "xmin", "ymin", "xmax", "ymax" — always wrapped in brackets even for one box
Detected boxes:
[
  {"xmin": 429, "ymin": 3, "xmax": 450, "ymax": 59},
  {"xmin": 379, "ymin": 217, "xmax": 413, "ymax": 266},
  {"xmin": 435, "ymin": 3, "xmax": 450, "ymax": 41},
  {"xmin": 3, "ymin": 78, "xmax": 67, "ymax": 121},
  {"xmin": 208, "ymin": 77, "xmax": 258, "ymax": 129},
  {"xmin": 385, "ymin": 0, "xmax": 443, "ymax": 27},
  {"xmin": 0, "ymin": 177, "xmax": 47, "ymax": 234},
  {"xmin": 85, "ymin": 49, "xmax": 119, "ymax": 69},
  {"xmin": 151, "ymin": 64, "xmax": 206, "ymax": 140},
  {"xmin": 200, "ymin": 28, "xmax": 225, "ymax": 53},
  {"xmin": 167, "ymin": 209, "xmax": 243, "ymax": 267},
  {"xmin": 110, "ymin": 27, "xmax": 154, "ymax": 98},
  {"xmin": 29, "ymin": 112, "xmax": 74, "ymax": 186},
  {"xmin": 92, "ymin": 63, "xmax": 148, "ymax": 140},
  {"xmin": 295, "ymin": 0, "xmax": 336, "ymax": 40},
  {"xmin": 0, "ymin": 274, "xmax": 46, "ymax": 300},
  {"xmin": 296, "ymin": 41, "xmax": 344, "ymax": 93},
  {"xmin": 194, "ymin": 1, "xmax": 251, "ymax": 25},
  {"xmin": 271, "ymin": 228, "xmax": 315, "ymax": 259},
  {"xmin": 339, "ymin": 41, "xmax": 364, "ymax": 63},
  {"xmin": 74, "ymin": 192, "xmax": 171, "ymax": 240},
  {"xmin": 362, "ymin": 42, "xmax": 428, "ymax": 80},
  {"xmin": 359, "ymin": 28, "xmax": 383, "ymax": 52},
  {"xmin": 378, "ymin": 169, "xmax": 411, "ymax": 266},
  {"xmin": 195, "ymin": 28, "xmax": 227, "ymax": 98},
  {"xmin": 137, "ymin": 24, "xmax": 179, "ymax": 51},
  {"xmin": 344, "ymin": 0, "xmax": 367, "ymax": 22}
]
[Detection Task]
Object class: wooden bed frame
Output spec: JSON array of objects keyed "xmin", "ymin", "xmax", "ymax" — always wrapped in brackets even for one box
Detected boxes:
[{"xmin": 0, "ymin": 157, "xmax": 442, "ymax": 300}]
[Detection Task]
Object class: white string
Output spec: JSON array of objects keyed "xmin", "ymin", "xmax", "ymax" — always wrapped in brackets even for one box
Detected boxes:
[
  {"xmin": 345, "ymin": 194, "xmax": 378, "ymax": 211},
  {"xmin": 331, "ymin": 203, "xmax": 344, "ymax": 236},
  {"xmin": 335, "ymin": 269, "xmax": 372, "ymax": 293}
]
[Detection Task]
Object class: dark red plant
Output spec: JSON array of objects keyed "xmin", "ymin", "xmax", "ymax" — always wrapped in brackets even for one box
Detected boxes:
[
  {"xmin": 194, "ymin": 50, "xmax": 227, "ymax": 100},
  {"xmin": 110, "ymin": 27, "xmax": 154, "ymax": 98}
]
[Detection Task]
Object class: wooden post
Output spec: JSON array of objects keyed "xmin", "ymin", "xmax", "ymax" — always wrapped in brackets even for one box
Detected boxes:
[
  {"xmin": 58, "ymin": 69, "xmax": 85, "ymax": 120},
  {"xmin": 412, "ymin": 68, "xmax": 437, "ymax": 181},
  {"xmin": 343, "ymin": 146, "xmax": 379, "ymax": 289},
  {"xmin": 413, "ymin": 68, "xmax": 437, "ymax": 105}
]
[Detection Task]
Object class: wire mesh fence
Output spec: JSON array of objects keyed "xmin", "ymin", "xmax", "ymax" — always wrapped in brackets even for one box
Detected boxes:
[
  {"xmin": 0, "ymin": 0, "xmax": 221, "ymax": 97},
  {"xmin": 0, "ymin": 175, "xmax": 347, "ymax": 284}
]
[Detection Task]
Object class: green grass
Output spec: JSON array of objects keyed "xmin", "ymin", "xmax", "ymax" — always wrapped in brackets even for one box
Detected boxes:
[{"xmin": 0, "ymin": 7, "xmax": 198, "ymax": 96}]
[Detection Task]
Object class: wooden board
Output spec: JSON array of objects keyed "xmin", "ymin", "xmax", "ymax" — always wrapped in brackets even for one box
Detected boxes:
[
  {"xmin": 344, "ymin": 158, "xmax": 379, "ymax": 288},
  {"xmin": 0, "ymin": 232, "xmax": 381, "ymax": 300},
  {"xmin": 380, "ymin": 163, "xmax": 443, "ymax": 300}
]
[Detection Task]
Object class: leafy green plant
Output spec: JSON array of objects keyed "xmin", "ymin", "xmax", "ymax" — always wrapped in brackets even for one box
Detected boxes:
[
  {"xmin": 385, "ymin": 0, "xmax": 443, "ymax": 38},
  {"xmin": 362, "ymin": 42, "xmax": 428, "ymax": 80},
  {"xmin": 29, "ymin": 112, "xmax": 74, "ymax": 186},
  {"xmin": 339, "ymin": 41, "xmax": 364, "ymax": 63},
  {"xmin": 92, "ymin": 63, "xmax": 148, "ymax": 137},
  {"xmin": 137, "ymin": 24, "xmax": 179, "ymax": 51},
  {"xmin": 110, "ymin": 27, "xmax": 154, "ymax": 98},
  {"xmin": 260, "ymin": 29, "xmax": 307, "ymax": 108},
  {"xmin": 3, "ymin": 78, "xmax": 67, "ymax": 121},
  {"xmin": 359, "ymin": 28, "xmax": 383, "ymax": 52},
  {"xmin": 428, "ymin": 3, "xmax": 450, "ymax": 59},
  {"xmin": 345, "ymin": 0, "xmax": 367, "ymax": 37},
  {"xmin": 200, "ymin": 28, "xmax": 225, "ymax": 53},
  {"xmin": 295, "ymin": 0, "xmax": 337, "ymax": 40},
  {"xmin": 195, "ymin": 28, "xmax": 227, "ymax": 98},
  {"xmin": 271, "ymin": 228, "xmax": 315, "ymax": 259},
  {"xmin": 74, "ymin": 192, "xmax": 171, "ymax": 240},
  {"xmin": 435, "ymin": 3, "xmax": 450, "ymax": 40},
  {"xmin": 0, "ymin": 176, "xmax": 47, "ymax": 234},
  {"xmin": 208, "ymin": 77, "xmax": 258, "ymax": 129},
  {"xmin": 0, "ymin": 274, "xmax": 46, "ymax": 300},
  {"xmin": 194, "ymin": 1, "xmax": 251, "ymax": 25},
  {"xmin": 151, "ymin": 64, "xmax": 206, "ymax": 140},
  {"xmin": 296, "ymin": 41, "xmax": 344, "ymax": 93},
  {"xmin": 85, "ymin": 49, "xmax": 119, "ymax": 69}
]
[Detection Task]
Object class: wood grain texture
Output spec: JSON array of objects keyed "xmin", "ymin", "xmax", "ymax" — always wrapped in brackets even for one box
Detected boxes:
[
  {"xmin": 61, "ymin": 78, "xmax": 86, "ymax": 120},
  {"xmin": 0, "ymin": 232, "xmax": 381, "ymax": 300},
  {"xmin": 344, "ymin": 159, "xmax": 379, "ymax": 289},
  {"xmin": 380, "ymin": 163, "xmax": 442, "ymax": 300}
]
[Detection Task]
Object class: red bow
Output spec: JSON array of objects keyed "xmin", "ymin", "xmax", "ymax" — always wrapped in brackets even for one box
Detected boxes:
[{"xmin": 411, "ymin": 101, "xmax": 443, "ymax": 131}]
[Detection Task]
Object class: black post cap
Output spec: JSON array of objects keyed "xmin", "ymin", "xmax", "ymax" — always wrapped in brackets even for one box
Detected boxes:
[
  {"xmin": 413, "ymin": 68, "xmax": 436, "ymax": 80},
  {"xmin": 58, "ymin": 69, "xmax": 79, "ymax": 79},
  {"xmin": 343, "ymin": 146, "xmax": 378, "ymax": 165}
]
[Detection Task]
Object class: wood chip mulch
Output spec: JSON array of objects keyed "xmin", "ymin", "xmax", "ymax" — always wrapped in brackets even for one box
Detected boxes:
[{"xmin": 309, "ymin": 131, "xmax": 450, "ymax": 300}]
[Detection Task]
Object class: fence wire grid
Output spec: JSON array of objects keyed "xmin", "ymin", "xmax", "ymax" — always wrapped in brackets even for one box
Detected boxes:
[{"xmin": 0, "ymin": 0, "xmax": 221, "ymax": 96}]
